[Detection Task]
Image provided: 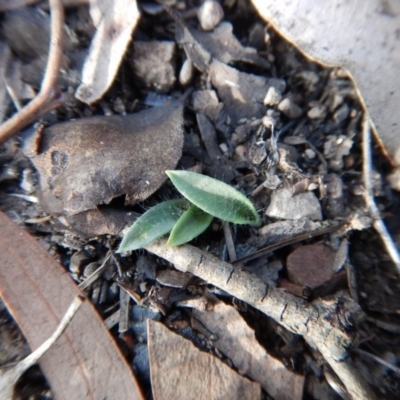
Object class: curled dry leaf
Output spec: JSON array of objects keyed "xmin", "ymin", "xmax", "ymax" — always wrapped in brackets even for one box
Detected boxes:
[
  {"xmin": 75, "ymin": 0, "xmax": 140, "ymax": 104},
  {"xmin": 209, "ymin": 60, "xmax": 285, "ymax": 124},
  {"xmin": 23, "ymin": 100, "xmax": 185, "ymax": 215},
  {"xmin": 251, "ymin": 0, "xmax": 400, "ymax": 165},
  {"xmin": 174, "ymin": 15, "xmax": 270, "ymax": 73}
]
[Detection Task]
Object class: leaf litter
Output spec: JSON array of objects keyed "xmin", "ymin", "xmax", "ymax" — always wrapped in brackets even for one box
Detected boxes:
[{"xmin": 0, "ymin": 0, "xmax": 400, "ymax": 399}]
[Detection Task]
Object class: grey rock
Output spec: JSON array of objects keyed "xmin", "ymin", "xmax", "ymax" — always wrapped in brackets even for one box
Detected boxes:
[
  {"xmin": 266, "ymin": 188, "xmax": 322, "ymax": 220},
  {"xmin": 277, "ymin": 98, "xmax": 302, "ymax": 119},
  {"xmin": 263, "ymin": 86, "xmax": 282, "ymax": 106},
  {"xmin": 197, "ymin": 0, "xmax": 224, "ymax": 31}
]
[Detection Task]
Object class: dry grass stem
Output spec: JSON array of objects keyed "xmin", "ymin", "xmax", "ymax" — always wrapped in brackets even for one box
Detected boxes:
[
  {"xmin": 362, "ymin": 115, "xmax": 400, "ymax": 273},
  {"xmin": 0, "ymin": 295, "xmax": 84, "ymax": 400}
]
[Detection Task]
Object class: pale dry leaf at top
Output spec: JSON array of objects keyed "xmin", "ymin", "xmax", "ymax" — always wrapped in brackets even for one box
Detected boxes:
[
  {"xmin": 147, "ymin": 320, "xmax": 261, "ymax": 400},
  {"xmin": 75, "ymin": 0, "xmax": 140, "ymax": 104},
  {"xmin": 192, "ymin": 301, "xmax": 304, "ymax": 400},
  {"xmin": 22, "ymin": 100, "xmax": 185, "ymax": 215},
  {"xmin": 251, "ymin": 0, "xmax": 400, "ymax": 166}
]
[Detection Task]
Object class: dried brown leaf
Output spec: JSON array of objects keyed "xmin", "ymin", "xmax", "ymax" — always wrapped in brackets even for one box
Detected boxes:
[
  {"xmin": 193, "ymin": 301, "xmax": 305, "ymax": 400},
  {"xmin": 75, "ymin": 0, "xmax": 140, "ymax": 104},
  {"xmin": 209, "ymin": 60, "xmax": 285, "ymax": 124},
  {"xmin": 173, "ymin": 13, "xmax": 269, "ymax": 73},
  {"xmin": 23, "ymin": 100, "xmax": 184, "ymax": 215},
  {"xmin": 147, "ymin": 320, "xmax": 261, "ymax": 400},
  {"xmin": 0, "ymin": 211, "xmax": 143, "ymax": 400}
]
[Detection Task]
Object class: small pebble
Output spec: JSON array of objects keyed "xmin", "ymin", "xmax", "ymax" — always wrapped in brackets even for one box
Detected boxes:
[
  {"xmin": 179, "ymin": 59, "xmax": 194, "ymax": 86},
  {"xmin": 278, "ymin": 98, "xmax": 302, "ymax": 119},
  {"xmin": 296, "ymin": 70, "xmax": 320, "ymax": 86},
  {"xmin": 305, "ymin": 148, "xmax": 316, "ymax": 159},
  {"xmin": 234, "ymin": 145, "xmax": 247, "ymax": 161},
  {"xmin": 197, "ymin": 0, "xmax": 224, "ymax": 31},
  {"xmin": 307, "ymin": 104, "xmax": 327, "ymax": 119},
  {"xmin": 266, "ymin": 187, "xmax": 322, "ymax": 220},
  {"xmin": 263, "ymin": 86, "xmax": 282, "ymax": 106},
  {"xmin": 333, "ymin": 103, "xmax": 350, "ymax": 124},
  {"xmin": 113, "ymin": 97, "xmax": 126, "ymax": 114},
  {"xmin": 219, "ymin": 142, "xmax": 229, "ymax": 155},
  {"xmin": 329, "ymin": 93, "xmax": 344, "ymax": 112},
  {"xmin": 262, "ymin": 115, "xmax": 276, "ymax": 129}
]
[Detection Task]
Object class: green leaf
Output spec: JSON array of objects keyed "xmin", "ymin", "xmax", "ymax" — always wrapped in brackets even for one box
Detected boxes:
[
  {"xmin": 166, "ymin": 170, "xmax": 260, "ymax": 225},
  {"xmin": 117, "ymin": 199, "xmax": 189, "ymax": 252},
  {"xmin": 167, "ymin": 205, "xmax": 214, "ymax": 246}
]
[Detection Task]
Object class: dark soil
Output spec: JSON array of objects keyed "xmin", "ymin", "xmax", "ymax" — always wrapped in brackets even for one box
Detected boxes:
[{"xmin": 1, "ymin": 1, "xmax": 400, "ymax": 399}]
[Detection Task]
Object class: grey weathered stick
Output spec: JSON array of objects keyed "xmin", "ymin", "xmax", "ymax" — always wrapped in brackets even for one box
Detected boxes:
[
  {"xmin": 145, "ymin": 239, "xmax": 377, "ymax": 400},
  {"xmin": 362, "ymin": 115, "xmax": 400, "ymax": 273}
]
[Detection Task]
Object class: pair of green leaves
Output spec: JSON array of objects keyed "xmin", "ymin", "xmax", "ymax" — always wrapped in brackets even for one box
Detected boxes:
[{"xmin": 117, "ymin": 170, "xmax": 260, "ymax": 252}]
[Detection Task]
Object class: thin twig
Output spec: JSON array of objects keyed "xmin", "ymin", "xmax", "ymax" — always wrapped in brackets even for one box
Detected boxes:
[
  {"xmin": 78, "ymin": 252, "xmax": 112, "ymax": 290},
  {"xmin": 233, "ymin": 222, "xmax": 344, "ymax": 265},
  {"xmin": 222, "ymin": 221, "xmax": 236, "ymax": 262},
  {"xmin": 362, "ymin": 115, "xmax": 400, "ymax": 273},
  {"xmin": 0, "ymin": 295, "xmax": 84, "ymax": 400},
  {"xmin": 0, "ymin": 0, "xmax": 64, "ymax": 145}
]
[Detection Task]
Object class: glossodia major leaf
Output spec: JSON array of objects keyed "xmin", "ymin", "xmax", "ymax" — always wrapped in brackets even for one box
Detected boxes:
[
  {"xmin": 166, "ymin": 170, "xmax": 260, "ymax": 225},
  {"xmin": 117, "ymin": 199, "xmax": 189, "ymax": 252},
  {"xmin": 167, "ymin": 205, "xmax": 214, "ymax": 246}
]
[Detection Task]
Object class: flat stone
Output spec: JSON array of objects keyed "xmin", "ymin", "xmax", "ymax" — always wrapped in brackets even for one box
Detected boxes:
[
  {"xmin": 277, "ymin": 98, "xmax": 302, "ymax": 119},
  {"xmin": 266, "ymin": 188, "xmax": 322, "ymax": 220}
]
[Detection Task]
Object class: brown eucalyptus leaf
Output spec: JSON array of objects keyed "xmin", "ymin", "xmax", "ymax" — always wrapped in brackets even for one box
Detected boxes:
[
  {"xmin": 0, "ymin": 211, "xmax": 143, "ymax": 400},
  {"xmin": 24, "ymin": 100, "xmax": 184, "ymax": 215},
  {"xmin": 251, "ymin": 0, "xmax": 400, "ymax": 166}
]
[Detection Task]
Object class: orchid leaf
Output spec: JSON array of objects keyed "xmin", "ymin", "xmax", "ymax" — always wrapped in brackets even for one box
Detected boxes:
[
  {"xmin": 166, "ymin": 170, "xmax": 260, "ymax": 225},
  {"xmin": 167, "ymin": 205, "xmax": 214, "ymax": 246},
  {"xmin": 117, "ymin": 199, "xmax": 189, "ymax": 252}
]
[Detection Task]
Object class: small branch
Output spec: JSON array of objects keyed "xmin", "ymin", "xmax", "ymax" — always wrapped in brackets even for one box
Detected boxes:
[
  {"xmin": 0, "ymin": 0, "xmax": 64, "ymax": 145},
  {"xmin": 145, "ymin": 239, "xmax": 377, "ymax": 400},
  {"xmin": 362, "ymin": 115, "xmax": 400, "ymax": 273}
]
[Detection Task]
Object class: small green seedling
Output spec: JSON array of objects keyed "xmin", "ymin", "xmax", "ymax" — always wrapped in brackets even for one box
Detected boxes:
[{"xmin": 117, "ymin": 170, "xmax": 260, "ymax": 252}]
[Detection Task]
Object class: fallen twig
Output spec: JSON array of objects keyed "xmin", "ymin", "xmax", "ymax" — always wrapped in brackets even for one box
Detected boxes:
[
  {"xmin": 0, "ymin": 295, "xmax": 84, "ymax": 400},
  {"xmin": 362, "ymin": 115, "xmax": 400, "ymax": 273},
  {"xmin": 0, "ymin": 0, "xmax": 64, "ymax": 145},
  {"xmin": 145, "ymin": 239, "xmax": 377, "ymax": 400}
]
